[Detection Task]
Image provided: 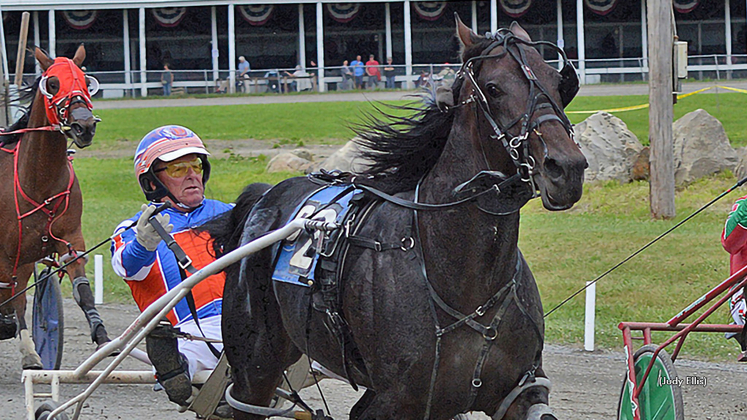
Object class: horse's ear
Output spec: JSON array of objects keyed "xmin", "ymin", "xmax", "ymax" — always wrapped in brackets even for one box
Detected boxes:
[
  {"xmin": 455, "ymin": 12, "xmax": 479, "ymax": 49},
  {"xmin": 509, "ymin": 21, "xmax": 532, "ymax": 43},
  {"xmin": 35, "ymin": 47, "xmax": 54, "ymax": 71},
  {"xmin": 72, "ymin": 44, "xmax": 86, "ymax": 68}
]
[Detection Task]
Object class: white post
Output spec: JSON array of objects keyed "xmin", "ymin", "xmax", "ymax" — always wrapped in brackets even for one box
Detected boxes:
[
  {"xmin": 123, "ymin": 10, "xmax": 132, "ymax": 91},
  {"xmin": 33, "ymin": 12, "xmax": 40, "ymax": 76},
  {"xmin": 211, "ymin": 6, "xmax": 219, "ymax": 83},
  {"xmin": 385, "ymin": 3, "xmax": 393, "ymax": 59},
  {"xmin": 138, "ymin": 8, "xmax": 146, "ymax": 97},
  {"xmin": 228, "ymin": 5, "xmax": 236, "ymax": 93},
  {"xmin": 641, "ymin": 0, "xmax": 648, "ymax": 71},
  {"xmin": 584, "ymin": 281, "xmax": 596, "ymax": 351},
  {"xmin": 490, "ymin": 0, "xmax": 498, "ymax": 33},
  {"xmin": 576, "ymin": 0, "xmax": 586, "ymax": 83},
  {"xmin": 0, "ymin": 5, "xmax": 8, "ymax": 82},
  {"xmin": 94, "ymin": 255, "xmax": 104, "ymax": 305},
  {"xmin": 557, "ymin": 0, "xmax": 564, "ymax": 68},
  {"xmin": 298, "ymin": 4, "xmax": 306, "ymax": 67},
  {"xmin": 404, "ymin": 0, "xmax": 412, "ymax": 89},
  {"xmin": 48, "ymin": 9, "xmax": 55, "ymax": 58},
  {"xmin": 726, "ymin": 0, "xmax": 732, "ymax": 73},
  {"xmin": 315, "ymin": 1, "xmax": 325, "ymax": 92},
  {"xmin": 471, "ymin": 1, "xmax": 478, "ymax": 33}
]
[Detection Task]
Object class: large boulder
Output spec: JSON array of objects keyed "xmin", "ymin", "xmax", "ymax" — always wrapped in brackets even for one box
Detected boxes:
[
  {"xmin": 575, "ymin": 112, "xmax": 644, "ymax": 183},
  {"xmin": 673, "ymin": 109, "xmax": 738, "ymax": 185},
  {"xmin": 314, "ymin": 138, "xmax": 375, "ymax": 173},
  {"xmin": 735, "ymin": 146, "xmax": 747, "ymax": 180},
  {"xmin": 266, "ymin": 152, "xmax": 313, "ymax": 173}
]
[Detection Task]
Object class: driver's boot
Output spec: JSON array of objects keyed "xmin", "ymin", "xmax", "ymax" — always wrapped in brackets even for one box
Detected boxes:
[{"xmin": 146, "ymin": 319, "xmax": 193, "ymax": 406}]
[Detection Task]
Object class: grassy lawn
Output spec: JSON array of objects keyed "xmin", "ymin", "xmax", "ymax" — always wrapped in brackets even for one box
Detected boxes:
[
  {"xmin": 93, "ymin": 90, "xmax": 747, "ymax": 151},
  {"xmin": 67, "ymin": 93, "xmax": 747, "ymax": 361}
]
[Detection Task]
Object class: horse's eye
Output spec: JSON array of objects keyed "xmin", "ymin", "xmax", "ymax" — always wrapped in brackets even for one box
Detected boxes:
[
  {"xmin": 485, "ymin": 83, "xmax": 502, "ymax": 98},
  {"xmin": 47, "ymin": 78, "xmax": 60, "ymax": 94}
]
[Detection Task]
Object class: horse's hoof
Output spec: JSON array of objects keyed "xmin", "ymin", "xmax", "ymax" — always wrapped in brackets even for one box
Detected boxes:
[{"xmin": 23, "ymin": 360, "xmax": 43, "ymax": 370}]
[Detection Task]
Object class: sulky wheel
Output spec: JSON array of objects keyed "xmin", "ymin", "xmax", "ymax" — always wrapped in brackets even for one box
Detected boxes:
[
  {"xmin": 618, "ymin": 344, "xmax": 684, "ymax": 420},
  {"xmin": 32, "ymin": 266, "xmax": 64, "ymax": 370},
  {"xmin": 35, "ymin": 400, "xmax": 70, "ymax": 420}
]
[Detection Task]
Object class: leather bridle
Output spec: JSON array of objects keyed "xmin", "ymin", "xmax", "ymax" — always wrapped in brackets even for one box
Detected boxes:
[{"xmin": 445, "ymin": 29, "xmax": 579, "ymax": 198}]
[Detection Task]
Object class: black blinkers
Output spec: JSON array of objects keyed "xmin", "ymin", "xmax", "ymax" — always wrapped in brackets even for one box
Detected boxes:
[{"xmin": 558, "ymin": 62, "xmax": 580, "ymax": 108}]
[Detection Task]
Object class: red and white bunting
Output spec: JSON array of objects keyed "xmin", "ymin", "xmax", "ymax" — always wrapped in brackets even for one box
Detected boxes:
[
  {"xmin": 584, "ymin": 0, "xmax": 618, "ymax": 16},
  {"xmin": 152, "ymin": 8, "xmax": 187, "ymax": 28},
  {"xmin": 412, "ymin": 2, "xmax": 447, "ymax": 22},
  {"xmin": 326, "ymin": 4, "xmax": 361, "ymax": 23},
  {"xmin": 499, "ymin": 0, "xmax": 532, "ymax": 18},
  {"xmin": 238, "ymin": 5, "xmax": 275, "ymax": 26},
  {"xmin": 673, "ymin": 0, "xmax": 699, "ymax": 14},
  {"xmin": 62, "ymin": 11, "xmax": 98, "ymax": 30}
]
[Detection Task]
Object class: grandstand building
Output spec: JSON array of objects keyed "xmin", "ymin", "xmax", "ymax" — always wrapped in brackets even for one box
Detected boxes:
[{"xmin": 0, "ymin": 1, "xmax": 743, "ymax": 95}]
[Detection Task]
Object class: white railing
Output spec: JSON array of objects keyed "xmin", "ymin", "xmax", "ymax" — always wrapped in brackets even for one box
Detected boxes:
[{"xmin": 11, "ymin": 55, "xmax": 747, "ymax": 98}]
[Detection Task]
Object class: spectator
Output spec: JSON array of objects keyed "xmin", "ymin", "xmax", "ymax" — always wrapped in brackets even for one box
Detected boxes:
[
  {"xmin": 383, "ymin": 57, "xmax": 396, "ymax": 89},
  {"xmin": 284, "ymin": 65, "xmax": 311, "ymax": 92},
  {"xmin": 161, "ymin": 64, "xmax": 173, "ymax": 96},
  {"xmin": 365, "ymin": 54, "xmax": 381, "ymax": 89},
  {"xmin": 237, "ymin": 56, "xmax": 250, "ymax": 92},
  {"xmin": 341, "ymin": 60, "xmax": 354, "ymax": 90},
  {"xmin": 351, "ymin": 55, "xmax": 365, "ymax": 89}
]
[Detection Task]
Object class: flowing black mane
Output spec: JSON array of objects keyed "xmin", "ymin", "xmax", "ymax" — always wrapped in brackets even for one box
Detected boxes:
[
  {"xmin": 353, "ymin": 35, "xmax": 500, "ymax": 194},
  {"xmin": 1, "ymin": 79, "xmax": 40, "ymax": 146}
]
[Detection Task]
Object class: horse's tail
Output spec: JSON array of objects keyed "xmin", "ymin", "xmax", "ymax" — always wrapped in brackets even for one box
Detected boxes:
[{"xmin": 198, "ymin": 183, "xmax": 272, "ymax": 258}]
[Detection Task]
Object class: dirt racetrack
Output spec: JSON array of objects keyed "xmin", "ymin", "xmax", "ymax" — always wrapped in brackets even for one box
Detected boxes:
[{"xmin": 2, "ymin": 298, "xmax": 747, "ymax": 420}]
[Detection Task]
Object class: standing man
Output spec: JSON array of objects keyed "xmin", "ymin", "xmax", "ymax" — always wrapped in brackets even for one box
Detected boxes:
[
  {"xmin": 351, "ymin": 55, "xmax": 365, "ymax": 89},
  {"xmin": 111, "ymin": 125, "xmax": 233, "ymax": 414},
  {"xmin": 161, "ymin": 64, "xmax": 173, "ymax": 96},
  {"xmin": 365, "ymin": 54, "xmax": 381, "ymax": 89},
  {"xmin": 237, "ymin": 56, "xmax": 251, "ymax": 93}
]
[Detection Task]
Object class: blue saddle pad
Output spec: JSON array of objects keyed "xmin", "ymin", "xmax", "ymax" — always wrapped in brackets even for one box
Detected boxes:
[{"xmin": 272, "ymin": 185, "xmax": 359, "ymax": 287}]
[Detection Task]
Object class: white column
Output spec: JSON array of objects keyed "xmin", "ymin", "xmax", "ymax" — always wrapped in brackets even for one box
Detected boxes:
[
  {"xmin": 557, "ymin": 0, "xmax": 564, "ymax": 68},
  {"xmin": 316, "ymin": 2, "xmax": 325, "ymax": 92},
  {"xmin": 576, "ymin": 0, "xmax": 586, "ymax": 83},
  {"xmin": 404, "ymin": 0, "xmax": 413, "ymax": 89},
  {"xmin": 299, "ymin": 4, "xmax": 306, "ymax": 68},
  {"xmin": 211, "ymin": 6, "xmax": 219, "ymax": 83},
  {"xmin": 490, "ymin": 0, "xmax": 497, "ymax": 33},
  {"xmin": 385, "ymin": 3, "xmax": 393, "ymax": 59},
  {"xmin": 48, "ymin": 9, "xmax": 55, "ymax": 58},
  {"xmin": 584, "ymin": 281, "xmax": 596, "ymax": 351},
  {"xmin": 726, "ymin": 0, "xmax": 732, "ymax": 64},
  {"xmin": 139, "ymin": 8, "xmax": 146, "ymax": 97},
  {"xmin": 228, "ymin": 5, "xmax": 236, "ymax": 93},
  {"xmin": 0, "ymin": 5, "xmax": 8, "ymax": 82},
  {"xmin": 471, "ymin": 1, "xmax": 478, "ymax": 33},
  {"xmin": 33, "ymin": 12, "xmax": 41, "ymax": 76},
  {"xmin": 641, "ymin": 0, "xmax": 648, "ymax": 70},
  {"xmin": 123, "ymin": 10, "xmax": 132, "ymax": 88}
]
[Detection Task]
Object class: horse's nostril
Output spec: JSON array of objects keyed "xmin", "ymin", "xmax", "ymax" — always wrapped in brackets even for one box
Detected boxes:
[{"xmin": 544, "ymin": 157, "xmax": 564, "ymax": 180}]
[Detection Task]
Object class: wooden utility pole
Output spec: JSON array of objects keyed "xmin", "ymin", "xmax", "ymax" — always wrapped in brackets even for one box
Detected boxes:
[
  {"xmin": 14, "ymin": 12, "xmax": 30, "ymax": 88},
  {"xmin": 647, "ymin": 0, "xmax": 675, "ymax": 219}
]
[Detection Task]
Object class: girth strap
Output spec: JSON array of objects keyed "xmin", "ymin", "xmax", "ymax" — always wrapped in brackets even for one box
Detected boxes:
[{"xmin": 492, "ymin": 376, "xmax": 552, "ymax": 420}]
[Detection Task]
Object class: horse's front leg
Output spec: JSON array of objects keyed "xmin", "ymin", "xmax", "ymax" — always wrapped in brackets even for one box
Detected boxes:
[
  {"xmin": 57, "ymin": 238, "xmax": 111, "ymax": 348},
  {"xmin": 10, "ymin": 264, "xmax": 43, "ymax": 369}
]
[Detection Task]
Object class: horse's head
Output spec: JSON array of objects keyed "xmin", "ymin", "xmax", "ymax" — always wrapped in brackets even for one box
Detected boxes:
[
  {"xmin": 35, "ymin": 44, "xmax": 99, "ymax": 148},
  {"xmin": 452, "ymin": 16, "xmax": 587, "ymax": 211}
]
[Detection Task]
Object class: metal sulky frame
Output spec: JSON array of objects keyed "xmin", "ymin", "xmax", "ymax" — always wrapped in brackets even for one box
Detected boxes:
[
  {"xmin": 25, "ymin": 217, "xmax": 339, "ymax": 420},
  {"xmin": 617, "ymin": 264, "xmax": 747, "ymax": 420}
]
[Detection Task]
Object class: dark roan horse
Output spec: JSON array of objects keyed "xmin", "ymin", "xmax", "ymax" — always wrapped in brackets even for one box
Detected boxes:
[
  {"xmin": 217, "ymin": 19, "xmax": 587, "ymax": 420},
  {"xmin": 0, "ymin": 45, "xmax": 108, "ymax": 369}
]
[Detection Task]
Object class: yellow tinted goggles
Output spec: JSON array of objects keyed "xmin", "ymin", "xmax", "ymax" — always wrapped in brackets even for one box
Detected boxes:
[{"xmin": 155, "ymin": 158, "xmax": 203, "ymax": 178}]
